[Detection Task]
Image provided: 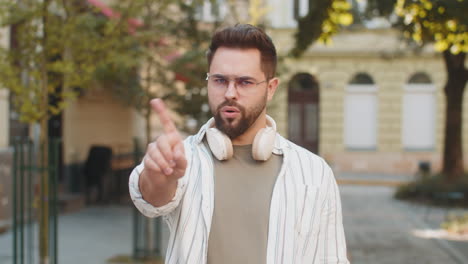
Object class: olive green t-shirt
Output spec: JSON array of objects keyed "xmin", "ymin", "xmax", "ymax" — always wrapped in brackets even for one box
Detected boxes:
[{"xmin": 205, "ymin": 141, "xmax": 283, "ymax": 264}]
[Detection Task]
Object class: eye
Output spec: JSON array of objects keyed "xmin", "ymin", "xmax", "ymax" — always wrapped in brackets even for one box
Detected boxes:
[
  {"xmin": 239, "ymin": 80, "xmax": 254, "ymax": 87},
  {"xmin": 214, "ymin": 78, "xmax": 227, "ymax": 84}
]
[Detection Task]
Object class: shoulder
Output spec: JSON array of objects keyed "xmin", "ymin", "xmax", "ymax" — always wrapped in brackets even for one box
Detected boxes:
[{"xmin": 279, "ymin": 136, "xmax": 333, "ymax": 186}]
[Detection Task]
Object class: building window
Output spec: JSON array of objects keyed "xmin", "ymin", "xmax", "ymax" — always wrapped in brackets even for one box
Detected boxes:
[
  {"xmin": 288, "ymin": 73, "xmax": 320, "ymax": 153},
  {"xmin": 344, "ymin": 73, "xmax": 378, "ymax": 150},
  {"xmin": 195, "ymin": 0, "xmax": 227, "ymax": 22},
  {"xmin": 267, "ymin": 0, "xmax": 308, "ymax": 28},
  {"xmin": 402, "ymin": 72, "xmax": 435, "ymax": 150}
]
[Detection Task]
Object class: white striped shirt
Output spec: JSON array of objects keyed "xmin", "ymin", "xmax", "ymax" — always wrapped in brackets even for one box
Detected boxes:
[{"xmin": 129, "ymin": 121, "xmax": 349, "ymax": 264}]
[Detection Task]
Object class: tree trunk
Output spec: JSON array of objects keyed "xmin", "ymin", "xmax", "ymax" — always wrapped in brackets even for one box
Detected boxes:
[
  {"xmin": 442, "ymin": 51, "xmax": 467, "ymax": 182},
  {"xmin": 39, "ymin": 1, "xmax": 50, "ymax": 263}
]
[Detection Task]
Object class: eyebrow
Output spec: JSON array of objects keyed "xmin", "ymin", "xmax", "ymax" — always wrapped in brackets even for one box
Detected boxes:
[{"xmin": 211, "ymin": 74, "xmax": 257, "ymax": 81}]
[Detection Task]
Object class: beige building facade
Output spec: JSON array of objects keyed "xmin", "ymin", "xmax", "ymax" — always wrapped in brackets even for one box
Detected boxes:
[
  {"xmin": 62, "ymin": 85, "xmax": 144, "ymax": 165},
  {"xmin": 265, "ymin": 13, "xmax": 468, "ymax": 175},
  {"xmin": 2, "ymin": 1, "xmax": 468, "ymax": 178}
]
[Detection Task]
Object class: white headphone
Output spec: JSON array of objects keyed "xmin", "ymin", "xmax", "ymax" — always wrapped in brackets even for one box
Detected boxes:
[{"xmin": 205, "ymin": 115, "xmax": 277, "ymax": 161}]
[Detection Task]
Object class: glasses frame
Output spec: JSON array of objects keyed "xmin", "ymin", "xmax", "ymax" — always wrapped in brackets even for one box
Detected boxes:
[{"xmin": 206, "ymin": 73, "xmax": 268, "ymax": 91}]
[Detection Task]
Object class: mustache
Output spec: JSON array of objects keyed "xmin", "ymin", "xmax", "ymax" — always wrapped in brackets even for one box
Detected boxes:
[{"xmin": 216, "ymin": 100, "xmax": 245, "ymax": 113}]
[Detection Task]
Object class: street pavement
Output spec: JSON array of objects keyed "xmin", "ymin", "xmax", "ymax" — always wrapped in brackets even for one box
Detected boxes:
[
  {"xmin": 0, "ymin": 174, "xmax": 467, "ymax": 264},
  {"xmin": 340, "ymin": 184, "xmax": 467, "ymax": 264},
  {"xmin": 0, "ymin": 205, "xmax": 134, "ymax": 264}
]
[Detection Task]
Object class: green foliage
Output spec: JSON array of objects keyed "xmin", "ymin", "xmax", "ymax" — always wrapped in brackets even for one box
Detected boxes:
[
  {"xmin": 395, "ymin": 0, "xmax": 468, "ymax": 54},
  {"xmin": 0, "ymin": 0, "xmax": 132, "ymax": 123},
  {"xmin": 170, "ymin": 49, "xmax": 210, "ymax": 125},
  {"xmin": 293, "ymin": 0, "xmax": 467, "ymax": 55},
  {"xmin": 395, "ymin": 174, "xmax": 468, "ymax": 207},
  {"xmin": 291, "ymin": 0, "xmax": 353, "ymax": 57},
  {"xmin": 94, "ymin": 0, "xmax": 222, "ymax": 132}
]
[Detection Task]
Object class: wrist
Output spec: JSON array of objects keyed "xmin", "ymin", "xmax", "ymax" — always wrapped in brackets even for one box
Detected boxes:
[{"xmin": 139, "ymin": 169, "xmax": 178, "ymax": 207}]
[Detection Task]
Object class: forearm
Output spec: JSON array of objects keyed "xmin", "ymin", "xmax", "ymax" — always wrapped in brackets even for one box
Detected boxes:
[{"xmin": 129, "ymin": 163, "xmax": 187, "ymax": 218}]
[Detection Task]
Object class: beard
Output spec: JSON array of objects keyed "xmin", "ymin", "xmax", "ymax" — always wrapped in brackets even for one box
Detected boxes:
[{"xmin": 212, "ymin": 93, "xmax": 267, "ymax": 139}]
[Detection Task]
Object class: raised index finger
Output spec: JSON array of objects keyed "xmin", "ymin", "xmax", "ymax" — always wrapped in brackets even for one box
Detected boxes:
[{"xmin": 151, "ymin": 99, "xmax": 178, "ymax": 134}]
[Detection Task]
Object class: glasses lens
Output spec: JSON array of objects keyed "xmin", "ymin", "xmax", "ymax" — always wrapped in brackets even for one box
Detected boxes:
[
  {"xmin": 236, "ymin": 79, "xmax": 256, "ymax": 90},
  {"xmin": 208, "ymin": 76, "xmax": 227, "ymax": 89}
]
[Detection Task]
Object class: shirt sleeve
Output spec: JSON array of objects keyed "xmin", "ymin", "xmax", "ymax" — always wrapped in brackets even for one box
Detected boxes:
[
  {"xmin": 317, "ymin": 165, "xmax": 350, "ymax": 264},
  {"xmin": 128, "ymin": 141, "xmax": 191, "ymax": 218}
]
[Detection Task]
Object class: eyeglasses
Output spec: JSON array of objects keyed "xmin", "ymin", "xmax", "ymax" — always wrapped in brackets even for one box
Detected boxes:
[{"xmin": 206, "ymin": 73, "xmax": 267, "ymax": 91}]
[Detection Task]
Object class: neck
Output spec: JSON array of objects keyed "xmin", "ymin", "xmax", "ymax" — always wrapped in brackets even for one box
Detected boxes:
[{"xmin": 231, "ymin": 112, "xmax": 267, "ymax": 145}]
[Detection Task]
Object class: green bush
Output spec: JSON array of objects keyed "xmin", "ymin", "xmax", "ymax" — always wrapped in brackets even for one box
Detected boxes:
[{"xmin": 394, "ymin": 174, "xmax": 468, "ymax": 207}]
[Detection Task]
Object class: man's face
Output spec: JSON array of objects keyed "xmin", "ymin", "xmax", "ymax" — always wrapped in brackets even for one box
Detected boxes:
[{"xmin": 207, "ymin": 47, "xmax": 275, "ymax": 139}]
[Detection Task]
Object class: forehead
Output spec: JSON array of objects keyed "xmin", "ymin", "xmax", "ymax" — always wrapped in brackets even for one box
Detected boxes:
[{"xmin": 209, "ymin": 47, "xmax": 264, "ymax": 77}]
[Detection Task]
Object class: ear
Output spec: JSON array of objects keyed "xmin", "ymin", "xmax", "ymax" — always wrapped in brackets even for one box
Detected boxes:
[{"xmin": 266, "ymin": 77, "xmax": 280, "ymax": 101}]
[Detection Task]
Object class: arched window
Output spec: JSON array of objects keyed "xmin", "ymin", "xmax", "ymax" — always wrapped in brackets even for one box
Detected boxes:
[
  {"xmin": 288, "ymin": 73, "xmax": 320, "ymax": 153},
  {"xmin": 402, "ymin": 72, "xmax": 435, "ymax": 150},
  {"xmin": 344, "ymin": 73, "xmax": 378, "ymax": 149},
  {"xmin": 349, "ymin": 73, "xmax": 375, "ymax": 85},
  {"xmin": 408, "ymin": 72, "xmax": 432, "ymax": 84}
]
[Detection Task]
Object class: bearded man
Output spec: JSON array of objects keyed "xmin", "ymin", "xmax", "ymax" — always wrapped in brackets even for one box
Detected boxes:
[{"xmin": 129, "ymin": 24, "xmax": 349, "ymax": 264}]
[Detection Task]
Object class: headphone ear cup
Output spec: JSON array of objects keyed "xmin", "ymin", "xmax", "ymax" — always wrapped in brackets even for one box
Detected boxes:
[
  {"xmin": 252, "ymin": 127, "xmax": 276, "ymax": 161},
  {"xmin": 206, "ymin": 127, "xmax": 233, "ymax": 161}
]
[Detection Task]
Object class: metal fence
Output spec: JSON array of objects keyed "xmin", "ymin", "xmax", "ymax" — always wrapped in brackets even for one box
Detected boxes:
[
  {"xmin": 132, "ymin": 138, "xmax": 163, "ymax": 259},
  {"xmin": 12, "ymin": 138, "xmax": 60, "ymax": 264}
]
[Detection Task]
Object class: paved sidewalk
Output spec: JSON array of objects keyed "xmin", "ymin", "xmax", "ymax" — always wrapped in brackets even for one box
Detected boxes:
[
  {"xmin": 1, "ymin": 179, "xmax": 467, "ymax": 264},
  {"xmin": 340, "ymin": 184, "xmax": 468, "ymax": 264},
  {"xmin": 0, "ymin": 205, "xmax": 135, "ymax": 264}
]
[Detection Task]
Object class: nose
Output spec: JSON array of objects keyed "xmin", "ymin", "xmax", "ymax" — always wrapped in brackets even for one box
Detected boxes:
[{"xmin": 224, "ymin": 80, "xmax": 238, "ymax": 100}]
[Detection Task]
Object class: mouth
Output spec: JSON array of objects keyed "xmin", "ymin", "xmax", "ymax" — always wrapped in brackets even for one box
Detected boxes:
[{"xmin": 220, "ymin": 106, "xmax": 240, "ymax": 118}]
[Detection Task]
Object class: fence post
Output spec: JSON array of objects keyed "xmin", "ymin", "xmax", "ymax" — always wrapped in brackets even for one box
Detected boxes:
[
  {"xmin": 49, "ymin": 138, "xmax": 59, "ymax": 264},
  {"xmin": 131, "ymin": 138, "xmax": 162, "ymax": 260},
  {"xmin": 12, "ymin": 139, "xmax": 17, "ymax": 264},
  {"xmin": 11, "ymin": 137, "xmax": 60, "ymax": 264},
  {"xmin": 27, "ymin": 139, "xmax": 34, "ymax": 264}
]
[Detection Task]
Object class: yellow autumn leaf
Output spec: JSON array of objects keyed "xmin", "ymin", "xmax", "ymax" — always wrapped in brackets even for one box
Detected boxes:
[
  {"xmin": 461, "ymin": 45, "xmax": 468, "ymax": 53},
  {"xmin": 447, "ymin": 34, "xmax": 455, "ymax": 42},
  {"xmin": 412, "ymin": 32, "xmax": 422, "ymax": 43},
  {"xmin": 419, "ymin": 10, "xmax": 427, "ymax": 18},
  {"xmin": 423, "ymin": 1, "xmax": 432, "ymax": 10},
  {"xmin": 338, "ymin": 13, "xmax": 353, "ymax": 26},
  {"xmin": 434, "ymin": 40, "xmax": 449, "ymax": 52},
  {"xmin": 322, "ymin": 21, "xmax": 332, "ymax": 33},
  {"xmin": 446, "ymin": 20, "xmax": 457, "ymax": 31},
  {"xmin": 332, "ymin": 1, "xmax": 351, "ymax": 10}
]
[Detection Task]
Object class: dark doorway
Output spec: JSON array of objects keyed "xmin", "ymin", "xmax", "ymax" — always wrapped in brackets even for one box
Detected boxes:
[{"xmin": 288, "ymin": 73, "xmax": 320, "ymax": 153}]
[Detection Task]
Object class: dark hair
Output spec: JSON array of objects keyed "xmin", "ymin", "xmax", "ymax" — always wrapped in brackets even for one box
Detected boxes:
[{"xmin": 207, "ymin": 24, "xmax": 277, "ymax": 79}]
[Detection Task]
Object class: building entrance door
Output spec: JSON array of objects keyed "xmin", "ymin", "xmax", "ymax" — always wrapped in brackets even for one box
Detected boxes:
[{"xmin": 288, "ymin": 73, "xmax": 320, "ymax": 153}]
